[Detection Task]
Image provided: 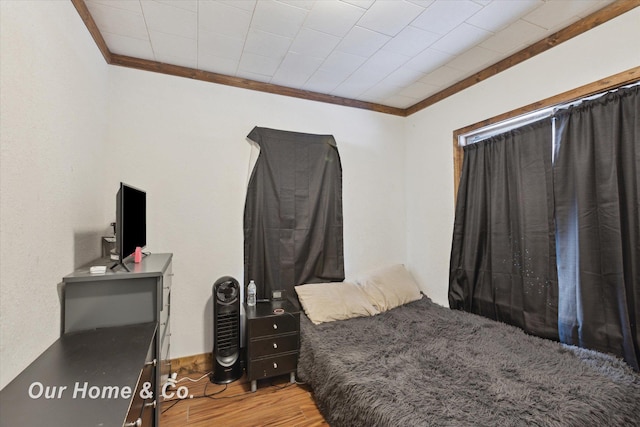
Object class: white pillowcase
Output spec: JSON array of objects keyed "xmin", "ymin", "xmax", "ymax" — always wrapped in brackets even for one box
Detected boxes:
[
  {"xmin": 355, "ymin": 264, "xmax": 422, "ymax": 312},
  {"xmin": 295, "ymin": 281, "xmax": 380, "ymax": 325}
]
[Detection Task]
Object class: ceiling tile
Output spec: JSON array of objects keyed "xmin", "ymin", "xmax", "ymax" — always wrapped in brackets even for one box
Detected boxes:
[
  {"xmin": 198, "ymin": 31, "xmax": 245, "ymax": 61},
  {"xmin": 398, "ymin": 80, "xmax": 439, "ymax": 99},
  {"xmin": 101, "ymin": 32, "xmax": 155, "ymax": 60},
  {"xmin": 236, "ymin": 69, "xmax": 272, "ymax": 83},
  {"xmin": 479, "ymin": 19, "xmax": 547, "ymax": 54},
  {"xmin": 333, "ymin": 68, "xmax": 385, "ymax": 98},
  {"xmin": 359, "ymin": 80, "xmax": 402, "ymax": 100},
  {"xmin": 523, "ymin": 0, "xmax": 602, "ymax": 31},
  {"xmin": 466, "ymin": 0, "xmax": 543, "ymax": 32},
  {"xmin": 403, "ymin": 47, "xmax": 453, "ymax": 73},
  {"xmin": 141, "ymin": 0, "xmax": 197, "ymax": 39},
  {"xmin": 252, "ymin": 0, "xmax": 309, "ymax": 38},
  {"xmin": 289, "ymin": 28, "xmax": 341, "ymax": 59},
  {"xmin": 319, "ymin": 50, "xmax": 368, "ymax": 74},
  {"xmin": 244, "ymin": 29, "xmax": 292, "ymax": 59},
  {"xmin": 198, "ymin": 1, "xmax": 252, "ymax": 38},
  {"xmin": 304, "ymin": 1, "xmax": 366, "ymax": 38},
  {"xmin": 381, "ymin": 66, "xmax": 426, "ymax": 88},
  {"xmin": 430, "ymin": 23, "xmax": 492, "ymax": 56},
  {"xmin": 341, "ymin": 0, "xmax": 376, "ymax": 9},
  {"xmin": 359, "ymin": 49, "xmax": 410, "ymax": 76},
  {"xmin": 382, "ymin": 93, "xmax": 418, "ymax": 108},
  {"xmin": 420, "ymin": 65, "xmax": 467, "ymax": 86},
  {"xmin": 303, "ymin": 68, "xmax": 345, "ymax": 93},
  {"xmin": 217, "ymin": 0, "xmax": 258, "ymax": 12},
  {"xmin": 356, "ymin": 0, "xmax": 425, "ymax": 37},
  {"xmin": 85, "ymin": 0, "xmax": 142, "ymax": 14},
  {"xmin": 154, "ymin": 52, "xmax": 198, "ymax": 68},
  {"xmin": 382, "ymin": 25, "xmax": 440, "ymax": 57},
  {"xmin": 446, "ymin": 45, "xmax": 503, "ymax": 72},
  {"xmin": 85, "ymin": 1, "xmax": 148, "ymax": 40},
  {"xmin": 574, "ymin": 0, "xmax": 616, "ymax": 18},
  {"xmin": 238, "ymin": 52, "xmax": 282, "ymax": 77},
  {"xmin": 278, "ymin": 0, "xmax": 316, "ymax": 10},
  {"xmin": 198, "ymin": 54, "xmax": 239, "ymax": 75},
  {"xmin": 412, "ymin": 0, "xmax": 482, "ymax": 35},
  {"xmin": 149, "ymin": 30, "xmax": 197, "ymax": 61},
  {"xmin": 154, "ymin": 0, "xmax": 198, "ymax": 12},
  {"xmin": 271, "ymin": 52, "xmax": 324, "ymax": 86},
  {"xmin": 336, "ymin": 26, "xmax": 391, "ymax": 57},
  {"xmin": 407, "ymin": 0, "xmax": 435, "ymax": 7}
]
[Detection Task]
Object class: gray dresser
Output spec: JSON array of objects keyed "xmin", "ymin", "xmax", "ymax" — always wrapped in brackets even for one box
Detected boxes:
[{"xmin": 62, "ymin": 252, "xmax": 173, "ymax": 388}]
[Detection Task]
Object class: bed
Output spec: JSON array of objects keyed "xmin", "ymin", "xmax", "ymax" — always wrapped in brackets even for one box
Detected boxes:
[{"xmin": 297, "ymin": 296, "xmax": 640, "ymax": 426}]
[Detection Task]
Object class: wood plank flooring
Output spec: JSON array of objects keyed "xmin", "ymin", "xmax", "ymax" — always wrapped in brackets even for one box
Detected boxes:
[{"xmin": 160, "ymin": 372, "xmax": 328, "ymax": 426}]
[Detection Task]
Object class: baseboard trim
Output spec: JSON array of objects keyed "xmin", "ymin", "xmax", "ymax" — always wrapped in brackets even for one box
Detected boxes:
[{"xmin": 170, "ymin": 352, "xmax": 213, "ymax": 375}]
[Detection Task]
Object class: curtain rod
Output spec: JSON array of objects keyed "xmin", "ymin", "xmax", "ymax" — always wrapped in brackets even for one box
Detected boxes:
[{"xmin": 459, "ymin": 81, "xmax": 640, "ymax": 147}]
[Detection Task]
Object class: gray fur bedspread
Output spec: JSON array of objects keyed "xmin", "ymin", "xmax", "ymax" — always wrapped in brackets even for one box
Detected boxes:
[{"xmin": 297, "ymin": 297, "xmax": 640, "ymax": 427}]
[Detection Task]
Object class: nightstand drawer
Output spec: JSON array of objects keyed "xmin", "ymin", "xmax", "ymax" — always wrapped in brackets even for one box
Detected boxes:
[
  {"xmin": 249, "ymin": 352, "xmax": 298, "ymax": 380},
  {"xmin": 249, "ymin": 334, "xmax": 298, "ymax": 358},
  {"xmin": 249, "ymin": 314, "xmax": 298, "ymax": 338}
]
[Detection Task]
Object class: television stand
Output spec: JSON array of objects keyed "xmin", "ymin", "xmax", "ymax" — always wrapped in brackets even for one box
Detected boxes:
[
  {"xmin": 110, "ymin": 252, "xmax": 149, "ymax": 272},
  {"xmin": 110, "ymin": 260, "xmax": 131, "ymax": 272}
]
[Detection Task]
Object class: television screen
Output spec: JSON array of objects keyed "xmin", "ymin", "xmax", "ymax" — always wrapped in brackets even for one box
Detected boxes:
[{"xmin": 116, "ymin": 182, "xmax": 146, "ymax": 262}]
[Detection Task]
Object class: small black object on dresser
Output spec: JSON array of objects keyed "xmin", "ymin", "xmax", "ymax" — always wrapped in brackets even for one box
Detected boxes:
[{"xmin": 245, "ymin": 299, "xmax": 300, "ymax": 392}]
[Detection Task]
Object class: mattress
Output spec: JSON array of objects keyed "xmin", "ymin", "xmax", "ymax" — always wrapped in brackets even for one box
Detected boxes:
[{"xmin": 297, "ymin": 297, "xmax": 640, "ymax": 427}]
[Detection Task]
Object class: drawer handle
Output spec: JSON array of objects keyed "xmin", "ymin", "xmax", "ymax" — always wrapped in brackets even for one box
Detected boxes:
[
  {"xmin": 273, "ymin": 362, "xmax": 278, "ymax": 369},
  {"xmin": 124, "ymin": 418, "xmax": 142, "ymax": 427},
  {"xmin": 145, "ymin": 400, "xmax": 157, "ymax": 409},
  {"xmin": 273, "ymin": 343, "xmax": 278, "ymax": 349},
  {"xmin": 273, "ymin": 324, "xmax": 278, "ymax": 330},
  {"xmin": 145, "ymin": 359, "xmax": 157, "ymax": 367}
]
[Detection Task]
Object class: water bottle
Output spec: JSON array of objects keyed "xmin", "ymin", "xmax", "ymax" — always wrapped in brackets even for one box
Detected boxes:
[{"xmin": 247, "ymin": 280, "xmax": 256, "ymax": 306}]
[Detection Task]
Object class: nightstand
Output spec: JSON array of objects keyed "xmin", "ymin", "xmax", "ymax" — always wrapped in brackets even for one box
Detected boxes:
[{"xmin": 245, "ymin": 299, "xmax": 300, "ymax": 392}]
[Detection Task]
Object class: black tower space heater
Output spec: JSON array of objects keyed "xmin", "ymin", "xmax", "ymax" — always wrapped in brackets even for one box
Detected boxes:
[{"xmin": 211, "ymin": 276, "xmax": 242, "ymax": 384}]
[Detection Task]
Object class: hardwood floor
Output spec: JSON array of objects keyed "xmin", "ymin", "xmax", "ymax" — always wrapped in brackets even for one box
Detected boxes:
[{"xmin": 159, "ymin": 372, "xmax": 328, "ymax": 426}]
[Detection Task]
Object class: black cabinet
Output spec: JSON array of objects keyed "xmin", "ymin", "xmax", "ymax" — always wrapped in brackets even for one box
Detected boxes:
[
  {"xmin": 245, "ymin": 300, "xmax": 300, "ymax": 392},
  {"xmin": 0, "ymin": 323, "xmax": 157, "ymax": 427}
]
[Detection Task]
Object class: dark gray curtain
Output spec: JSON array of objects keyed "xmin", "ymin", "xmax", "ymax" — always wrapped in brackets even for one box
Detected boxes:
[
  {"xmin": 449, "ymin": 119, "xmax": 559, "ymax": 340},
  {"xmin": 243, "ymin": 127, "xmax": 344, "ymax": 300},
  {"xmin": 554, "ymin": 85, "xmax": 639, "ymax": 370}
]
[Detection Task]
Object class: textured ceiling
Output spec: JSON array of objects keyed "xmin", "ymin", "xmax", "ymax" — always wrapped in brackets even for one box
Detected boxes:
[{"xmin": 84, "ymin": 0, "xmax": 615, "ymax": 109}]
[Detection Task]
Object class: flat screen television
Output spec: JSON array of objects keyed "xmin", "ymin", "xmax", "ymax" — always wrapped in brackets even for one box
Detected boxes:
[{"xmin": 115, "ymin": 182, "xmax": 146, "ymax": 267}]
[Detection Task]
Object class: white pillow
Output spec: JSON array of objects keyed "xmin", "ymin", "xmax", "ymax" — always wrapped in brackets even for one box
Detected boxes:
[
  {"xmin": 295, "ymin": 281, "xmax": 379, "ymax": 325},
  {"xmin": 355, "ymin": 264, "xmax": 422, "ymax": 312}
]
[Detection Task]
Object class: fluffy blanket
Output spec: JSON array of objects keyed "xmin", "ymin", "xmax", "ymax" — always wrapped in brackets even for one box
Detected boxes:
[{"xmin": 297, "ymin": 297, "xmax": 640, "ymax": 426}]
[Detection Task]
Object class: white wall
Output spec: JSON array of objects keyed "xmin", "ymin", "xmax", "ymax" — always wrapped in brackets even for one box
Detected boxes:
[
  {"xmin": 0, "ymin": 1, "xmax": 110, "ymax": 388},
  {"xmin": 405, "ymin": 8, "xmax": 640, "ymax": 307},
  {"xmin": 105, "ymin": 66, "xmax": 407, "ymax": 358}
]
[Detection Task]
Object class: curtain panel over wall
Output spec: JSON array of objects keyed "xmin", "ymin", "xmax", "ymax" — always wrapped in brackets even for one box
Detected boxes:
[
  {"xmin": 449, "ymin": 120, "xmax": 559, "ymax": 340},
  {"xmin": 243, "ymin": 127, "xmax": 345, "ymax": 300},
  {"xmin": 554, "ymin": 85, "xmax": 639, "ymax": 370}
]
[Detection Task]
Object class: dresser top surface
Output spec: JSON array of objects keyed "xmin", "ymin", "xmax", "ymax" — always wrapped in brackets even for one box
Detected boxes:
[
  {"xmin": 63, "ymin": 252, "xmax": 172, "ymax": 283},
  {"xmin": 245, "ymin": 299, "xmax": 300, "ymax": 320}
]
